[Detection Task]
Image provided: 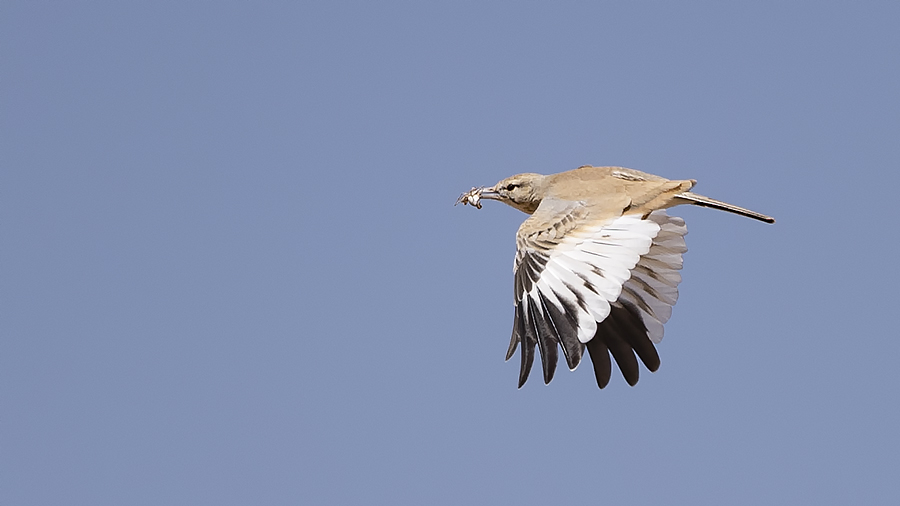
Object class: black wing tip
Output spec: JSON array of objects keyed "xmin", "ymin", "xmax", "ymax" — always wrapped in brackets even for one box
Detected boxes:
[
  {"xmin": 512, "ymin": 296, "xmax": 566, "ymax": 388},
  {"xmin": 585, "ymin": 337, "xmax": 611, "ymax": 389},
  {"xmin": 513, "ymin": 347, "xmax": 556, "ymax": 388},
  {"xmin": 518, "ymin": 351, "xmax": 534, "ymax": 388},
  {"xmin": 505, "ymin": 337, "xmax": 518, "ymax": 362},
  {"xmin": 596, "ymin": 372, "xmax": 611, "ymax": 389},
  {"xmin": 623, "ymin": 372, "xmax": 639, "ymax": 387},
  {"xmin": 603, "ymin": 327, "xmax": 640, "ymax": 387},
  {"xmin": 517, "ymin": 336, "xmax": 535, "ymax": 389},
  {"xmin": 508, "ymin": 293, "xmax": 663, "ymax": 389},
  {"xmin": 540, "ymin": 340, "xmax": 558, "ymax": 384},
  {"xmin": 583, "ymin": 303, "xmax": 663, "ymax": 389}
]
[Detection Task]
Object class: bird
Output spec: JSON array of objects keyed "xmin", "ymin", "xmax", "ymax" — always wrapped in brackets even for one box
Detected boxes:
[{"xmin": 456, "ymin": 165, "xmax": 774, "ymax": 389}]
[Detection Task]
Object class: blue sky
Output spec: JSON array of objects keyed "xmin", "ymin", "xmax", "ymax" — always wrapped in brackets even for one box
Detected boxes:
[{"xmin": 3, "ymin": 1, "xmax": 899, "ymax": 504}]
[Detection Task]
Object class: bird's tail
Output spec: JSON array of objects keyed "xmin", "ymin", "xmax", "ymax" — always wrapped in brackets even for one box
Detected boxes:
[{"xmin": 675, "ymin": 191, "xmax": 775, "ymax": 224}]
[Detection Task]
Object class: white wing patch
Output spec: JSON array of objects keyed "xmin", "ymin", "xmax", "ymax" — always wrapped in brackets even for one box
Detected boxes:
[{"xmin": 524, "ymin": 214, "xmax": 662, "ymax": 344}]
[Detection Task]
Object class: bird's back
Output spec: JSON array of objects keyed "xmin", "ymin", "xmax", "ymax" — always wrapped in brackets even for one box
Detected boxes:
[{"xmin": 544, "ymin": 166, "xmax": 695, "ymax": 218}]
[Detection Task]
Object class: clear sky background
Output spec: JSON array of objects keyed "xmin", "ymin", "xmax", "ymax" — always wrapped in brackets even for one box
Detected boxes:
[{"xmin": 3, "ymin": 2, "xmax": 899, "ymax": 504}]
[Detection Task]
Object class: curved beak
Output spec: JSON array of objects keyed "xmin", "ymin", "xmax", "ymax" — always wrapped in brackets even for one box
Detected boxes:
[{"xmin": 479, "ymin": 186, "xmax": 501, "ymax": 201}]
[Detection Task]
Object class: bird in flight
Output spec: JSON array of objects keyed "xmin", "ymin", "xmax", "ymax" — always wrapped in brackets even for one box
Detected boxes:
[{"xmin": 457, "ymin": 165, "xmax": 774, "ymax": 389}]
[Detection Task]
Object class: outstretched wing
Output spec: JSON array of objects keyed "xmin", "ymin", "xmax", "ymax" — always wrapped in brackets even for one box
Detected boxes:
[{"xmin": 508, "ymin": 199, "xmax": 687, "ymax": 388}]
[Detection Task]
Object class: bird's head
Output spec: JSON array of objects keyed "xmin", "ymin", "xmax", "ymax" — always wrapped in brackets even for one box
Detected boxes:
[{"xmin": 481, "ymin": 173, "xmax": 547, "ymax": 214}]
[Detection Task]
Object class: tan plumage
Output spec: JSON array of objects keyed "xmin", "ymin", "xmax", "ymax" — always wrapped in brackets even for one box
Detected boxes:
[{"xmin": 460, "ymin": 165, "xmax": 774, "ymax": 389}]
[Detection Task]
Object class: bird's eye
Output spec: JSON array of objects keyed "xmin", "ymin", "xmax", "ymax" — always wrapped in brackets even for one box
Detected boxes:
[{"xmin": 505, "ymin": 184, "xmax": 517, "ymax": 191}]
